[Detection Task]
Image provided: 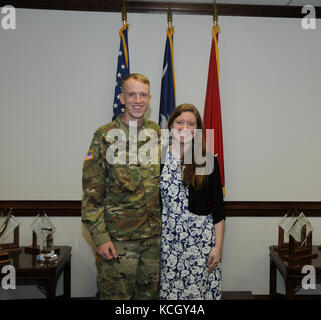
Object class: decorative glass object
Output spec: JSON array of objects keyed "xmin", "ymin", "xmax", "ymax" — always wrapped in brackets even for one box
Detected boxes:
[{"xmin": 30, "ymin": 211, "xmax": 57, "ymax": 263}]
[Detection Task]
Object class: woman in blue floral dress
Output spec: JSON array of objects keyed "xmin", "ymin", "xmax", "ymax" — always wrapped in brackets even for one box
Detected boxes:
[{"xmin": 160, "ymin": 104, "xmax": 225, "ymax": 300}]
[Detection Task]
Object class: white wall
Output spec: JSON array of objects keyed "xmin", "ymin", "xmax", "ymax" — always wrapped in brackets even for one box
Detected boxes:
[{"xmin": 0, "ymin": 8, "xmax": 321, "ymax": 298}]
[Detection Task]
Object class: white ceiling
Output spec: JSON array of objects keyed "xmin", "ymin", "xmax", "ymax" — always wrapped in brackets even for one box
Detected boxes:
[{"xmin": 145, "ymin": 0, "xmax": 321, "ymax": 6}]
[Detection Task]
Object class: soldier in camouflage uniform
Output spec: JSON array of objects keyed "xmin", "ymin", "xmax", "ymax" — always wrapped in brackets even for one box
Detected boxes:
[{"xmin": 82, "ymin": 73, "xmax": 161, "ymax": 300}]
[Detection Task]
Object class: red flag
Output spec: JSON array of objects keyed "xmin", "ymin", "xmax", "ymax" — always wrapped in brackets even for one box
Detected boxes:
[{"xmin": 203, "ymin": 25, "xmax": 225, "ymax": 196}]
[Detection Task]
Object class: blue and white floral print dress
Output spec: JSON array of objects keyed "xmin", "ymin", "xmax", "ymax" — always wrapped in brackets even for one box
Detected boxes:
[{"xmin": 160, "ymin": 149, "xmax": 222, "ymax": 300}]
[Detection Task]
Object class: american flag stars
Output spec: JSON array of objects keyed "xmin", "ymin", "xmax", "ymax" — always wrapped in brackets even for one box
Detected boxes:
[{"xmin": 112, "ymin": 25, "xmax": 130, "ymax": 120}]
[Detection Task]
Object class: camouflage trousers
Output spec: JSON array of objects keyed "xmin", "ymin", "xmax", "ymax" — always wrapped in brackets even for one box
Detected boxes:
[{"xmin": 96, "ymin": 237, "xmax": 160, "ymax": 300}]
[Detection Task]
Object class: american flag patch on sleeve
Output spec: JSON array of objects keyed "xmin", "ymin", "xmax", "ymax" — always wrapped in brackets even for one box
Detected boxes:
[{"xmin": 84, "ymin": 150, "xmax": 94, "ymax": 161}]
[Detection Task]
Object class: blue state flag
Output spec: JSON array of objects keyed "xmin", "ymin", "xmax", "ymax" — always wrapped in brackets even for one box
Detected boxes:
[
  {"xmin": 159, "ymin": 27, "xmax": 176, "ymax": 128},
  {"xmin": 112, "ymin": 24, "xmax": 130, "ymax": 120}
]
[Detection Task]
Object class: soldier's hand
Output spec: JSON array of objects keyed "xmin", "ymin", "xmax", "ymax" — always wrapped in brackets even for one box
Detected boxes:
[{"xmin": 96, "ymin": 241, "xmax": 118, "ymax": 261}]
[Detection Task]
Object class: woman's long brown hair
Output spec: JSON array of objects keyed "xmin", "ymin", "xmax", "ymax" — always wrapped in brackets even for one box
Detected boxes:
[{"xmin": 167, "ymin": 104, "xmax": 207, "ymax": 190}]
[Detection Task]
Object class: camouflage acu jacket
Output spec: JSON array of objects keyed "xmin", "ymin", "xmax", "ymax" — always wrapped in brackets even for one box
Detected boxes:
[{"xmin": 81, "ymin": 116, "xmax": 161, "ymax": 246}]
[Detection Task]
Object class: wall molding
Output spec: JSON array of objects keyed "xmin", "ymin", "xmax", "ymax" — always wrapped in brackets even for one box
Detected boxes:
[
  {"xmin": 1, "ymin": 200, "xmax": 321, "ymax": 217},
  {"xmin": 0, "ymin": 201, "xmax": 81, "ymax": 217},
  {"xmin": 0, "ymin": 1, "xmax": 320, "ymax": 18},
  {"xmin": 225, "ymin": 201, "xmax": 321, "ymax": 217}
]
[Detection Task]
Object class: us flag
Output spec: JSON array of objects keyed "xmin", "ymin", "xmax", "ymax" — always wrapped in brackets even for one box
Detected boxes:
[{"xmin": 112, "ymin": 24, "xmax": 130, "ymax": 120}]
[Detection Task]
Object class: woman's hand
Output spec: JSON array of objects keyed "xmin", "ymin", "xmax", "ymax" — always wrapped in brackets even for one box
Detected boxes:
[{"xmin": 207, "ymin": 246, "xmax": 222, "ymax": 273}]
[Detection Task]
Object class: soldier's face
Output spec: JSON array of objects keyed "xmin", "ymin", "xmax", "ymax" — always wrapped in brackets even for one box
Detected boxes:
[{"xmin": 120, "ymin": 79, "xmax": 151, "ymax": 123}]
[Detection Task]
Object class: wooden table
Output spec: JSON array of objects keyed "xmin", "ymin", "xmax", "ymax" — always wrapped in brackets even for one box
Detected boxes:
[
  {"xmin": 3, "ymin": 246, "xmax": 71, "ymax": 300},
  {"xmin": 269, "ymin": 245, "xmax": 321, "ymax": 300}
]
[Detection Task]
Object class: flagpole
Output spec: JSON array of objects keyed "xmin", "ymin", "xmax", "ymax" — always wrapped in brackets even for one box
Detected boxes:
[
  {"xmin": 213, "ymin": 0, "xmax": 218, "ymax": 27},
  {"xmin": 203, "ymin": 0, "xmax": 225, "ymax": 197},
  {"xmin": 167, "ymin": 7, "xmax": 172, "ymax": 29},
  {"xmin": 167, "ymin": 7, "xmax": 176, "ymax": 108},
  {"xmin": 112, "ymin": 1, "xmax": 130, "ymax": 120},
  {"xmin": 122, "ymin": 1, "xmax": 127, "ymax": 26},
  {"xmin": 212, "ymin": 1, "xmax": 220, "ymax": 76},
  {"xmin": 159, "ymin": 7, "xmax": 176, "ymax": 127}
]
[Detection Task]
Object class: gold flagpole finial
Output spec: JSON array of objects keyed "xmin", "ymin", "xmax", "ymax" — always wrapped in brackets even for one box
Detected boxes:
[
  {"xmin": 213, "ymin": 1, "xmax": 218, "ymax": 27},
  {"xmin": 122, "ymin": 1, "xmax": 127, "ymax": 26},
  {"xmin": 167, "ymin": 7, "xmax": 173, "ymax": 28}
]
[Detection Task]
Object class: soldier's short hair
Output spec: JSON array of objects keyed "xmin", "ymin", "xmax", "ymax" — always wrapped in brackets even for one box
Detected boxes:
[{"xmin": 121, "ymin": 73, "xmax": 150, "ymax": 93}]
